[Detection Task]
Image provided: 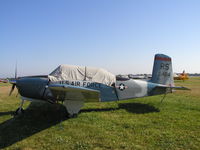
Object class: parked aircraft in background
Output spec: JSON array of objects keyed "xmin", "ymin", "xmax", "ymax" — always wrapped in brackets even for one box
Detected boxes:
[
  {"xmin": 9, "ymin": 54, "xmax": 189, "ymax": 117},
  {"xmin": 0, "ymin": 79, "xmax": 8, "ymax": 83},
  {"xmin": 128, "ymin": 74, "xmax": 152, "ymax": 80},
  {"xmin": 174, "ymin": 70, "xmax": 189, "ymax": 81}
]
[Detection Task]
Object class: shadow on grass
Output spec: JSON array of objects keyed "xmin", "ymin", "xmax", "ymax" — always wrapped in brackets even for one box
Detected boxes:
[
  {"xmin": 0, "ymin": 102, "xmax": 159, "ymax": 148},
  {"xmin": 81, "ymin": 102, "xmax": 160, "ymax": 114},
  {"xmin": 118, "ymin": 102, "xmax": 160, "ymax": 114},
  {"xmin": 0, "ymin": 111, "xmax": 14, "ymax": 117},
  {"xmin": 0, "ymin": 102, "xmax": 68, "ymax": 149},
  {"xmin": 81, "ymin": 107, "xmax": 120, "ymax": 113}
]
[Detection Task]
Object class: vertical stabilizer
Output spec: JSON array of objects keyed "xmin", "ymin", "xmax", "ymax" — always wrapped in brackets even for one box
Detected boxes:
[{"xmin": 151, "ymin": 54, "xmax": 174, "ymax": 86}]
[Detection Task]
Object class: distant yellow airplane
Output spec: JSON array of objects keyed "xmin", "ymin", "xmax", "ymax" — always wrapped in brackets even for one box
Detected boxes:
[{"xmin": 174, "ymin": 70, "xmax": 189, "ymax": 81}]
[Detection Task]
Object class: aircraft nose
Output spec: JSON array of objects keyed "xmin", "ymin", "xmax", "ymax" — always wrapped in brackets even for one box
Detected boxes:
[{"xmin": 16, "ymin": 77, "xmax": 49, "ymax": 99}]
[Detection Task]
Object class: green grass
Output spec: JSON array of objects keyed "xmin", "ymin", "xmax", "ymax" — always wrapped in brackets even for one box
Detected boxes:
[
  {"xmin": 0, "ymin": 78, "xmax": 200, "ymax": 150},
  {"xmin": 0, "ymin": 83, "xmax": 10, "ymax": 86}
]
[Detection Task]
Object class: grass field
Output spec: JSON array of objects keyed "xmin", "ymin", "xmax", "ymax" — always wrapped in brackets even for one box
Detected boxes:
[{"xmin": 0, "ymin": 78, "xmax": 200, "ymax": 150}]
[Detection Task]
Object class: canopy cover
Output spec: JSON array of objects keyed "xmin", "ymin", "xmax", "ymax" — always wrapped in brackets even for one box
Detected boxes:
[{"xmin": 48, "ymin": 64, "xmax": 116, "ymax": 86}]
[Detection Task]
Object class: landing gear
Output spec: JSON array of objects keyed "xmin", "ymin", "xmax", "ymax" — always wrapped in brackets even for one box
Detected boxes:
[
  {"xmin": 67, "ymin": 113, "xmax": 78, "ymax": 118},
  {"xmin": 63, "ymin": 100, "xmax": 84, "ymax": 118},
  {"xmin": 14, "ymin": 99, "xmax": 25, "ymax": 116},
  {"xmin": 14, "ymin": 107, "xmax": 24, "ymax": 115}
]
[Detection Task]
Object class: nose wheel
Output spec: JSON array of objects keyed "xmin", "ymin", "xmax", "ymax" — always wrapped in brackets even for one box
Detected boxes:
[
  {"xmin": 14, "ymin": 107, "xmax": 25, "ymax": 115},
  {"xmin": 63, "ymin": 100, "xmax": 84, "ymax": 118},
  {"xmin": 14, "ymin": 99, "xmax": 25, "ymax": 116}
]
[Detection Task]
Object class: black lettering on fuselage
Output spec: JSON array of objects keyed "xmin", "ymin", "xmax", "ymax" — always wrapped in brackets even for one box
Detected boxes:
[
  {"xmin": 90, "ymin": 82, "xmax": 94, "ymax": 87},
  {"xmin": 87, "ymin": 82, "xmax": 90, "ymax": 87},
  {"xmin": 85, "ymin": 82, "xmax": 101, "ymax": 88},
  {"xmin": 59, "ymin": 80, "xmax": 101, "ymax": 89},
  {"xmin": 76, "ymin": 81, "xmax": 80, "ymax": 86},
  {"xmin": 96, "ymin": 83, "xmax": 101, "ymax": 88}
]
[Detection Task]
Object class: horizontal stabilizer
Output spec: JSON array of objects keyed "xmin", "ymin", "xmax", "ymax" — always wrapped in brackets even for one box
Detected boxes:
[
  {"xmin": 150, "ymin": 84, "xmax": 190, "ymax": 96},
  {"xmin": 171, "ymin": 86, "xmax": 190, "ymax": 90},
  {"xmin": 155, "ymin": 85, "xmax": 190, "ymax": 90}
]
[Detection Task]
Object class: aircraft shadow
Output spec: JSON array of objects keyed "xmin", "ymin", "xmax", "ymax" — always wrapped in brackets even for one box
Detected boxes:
[
  {"xmin": 0, "ymin": 102, "xmax": 68, "ymax": 149},
  {"xmin": 0, "ymin": 102, "xmax": 159, "ymax": 148},
  {"xmin": 118, "ymin": 102, "xmax": 160, "ymax": 114},
  {"xmin": 0, "ymin": 111, "xmax": 14, "ymax": 117},
  {"xmin": 81, "ymin": 102, "xmax": 160, "ymax": 114},
  {"xmin": 81, "ymin": 107, "xmax": 120, "ymax": 113}
]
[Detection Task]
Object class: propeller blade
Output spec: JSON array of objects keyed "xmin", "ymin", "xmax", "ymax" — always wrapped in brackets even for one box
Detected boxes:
[
  {"xmin": 15, "ymin": 62, "xmax": 17, "ymax": 79},
  {"xmin": 9, "ymin": 62, "xmax": 18, "ymax": 96},
  {"xmin": 15, "ymin": 61, "xmax": 17, "ymax": 80},
  {"xmin": 9, "ymin": 84, "xmax": 16, "ymax": 96}
]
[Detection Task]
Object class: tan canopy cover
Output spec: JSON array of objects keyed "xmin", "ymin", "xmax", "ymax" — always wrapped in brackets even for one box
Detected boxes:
[{"xmin": 48, "ymin": 64, "xmax": 116, "ymax": 86}]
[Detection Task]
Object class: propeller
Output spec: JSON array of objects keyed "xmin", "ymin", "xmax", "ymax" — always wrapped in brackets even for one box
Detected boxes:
[
  {"xmin": 9, "ymin": 63, "xmax": 17, "ymax": 96},
  {"xmin": 9, "ymin": 84, "xmax": 16, "ymax": 96}
]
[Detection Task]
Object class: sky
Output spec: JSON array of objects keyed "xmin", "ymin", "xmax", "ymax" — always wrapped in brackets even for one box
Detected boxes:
[{"xmin": 1, "ymin": 0, "xmax": 200, "ymax": 78}]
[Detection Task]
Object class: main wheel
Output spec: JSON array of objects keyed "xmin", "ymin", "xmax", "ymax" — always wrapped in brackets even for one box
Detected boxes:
[
  {"xmin": 14, "ymin": 108, "xmax": 24, "ymax": 116},
  {"xmin": 67, "ymin": 113, "xmax": 78, "ymax": 118}
]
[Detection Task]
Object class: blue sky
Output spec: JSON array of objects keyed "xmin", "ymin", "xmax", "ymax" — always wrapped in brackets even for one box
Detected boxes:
[{"xmin": 1, "ymin": 0, "xmax": 200, "ymax": 77}]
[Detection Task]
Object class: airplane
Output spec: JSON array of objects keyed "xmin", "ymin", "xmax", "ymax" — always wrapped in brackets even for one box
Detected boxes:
[
  {"xmin": 174, "ymin": 70, "xmax": 189, "ymax": 81},
  {"xmin": 0, "ymin": 79, "xmax": 8, "ymax": 83},
  {"xmin": 9, "ymin": 54, "xmax": 189, "ymax": 118},
  {"xmin": 128, "ymin": 74, "xmax": 151, "ymax": 80}
]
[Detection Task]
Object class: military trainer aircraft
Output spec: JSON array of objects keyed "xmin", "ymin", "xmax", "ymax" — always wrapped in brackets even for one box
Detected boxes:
[{"xmin": 9, "ymin": 54, "xmax": 189, "ymax": 117}]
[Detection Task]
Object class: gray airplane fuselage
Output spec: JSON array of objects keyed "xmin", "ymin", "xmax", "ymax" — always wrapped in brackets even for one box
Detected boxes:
[{"xmin": 16, "ymin": 76, "xmax": 168, "ymax": 103}]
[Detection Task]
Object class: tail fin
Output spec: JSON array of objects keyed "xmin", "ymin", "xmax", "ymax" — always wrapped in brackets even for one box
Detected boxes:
[{"xmin": 151, "ymin": 54, "xmax": 174, "ymax": 86}]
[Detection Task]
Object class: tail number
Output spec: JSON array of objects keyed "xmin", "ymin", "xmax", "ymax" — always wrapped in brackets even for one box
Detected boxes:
[
  {"xmin": 160, "ymin": 63, "xmax": 169, "ymax": 70},
  {"xmin": 158, "ymin": 71, "xmax": 170, "ymax": 77}
]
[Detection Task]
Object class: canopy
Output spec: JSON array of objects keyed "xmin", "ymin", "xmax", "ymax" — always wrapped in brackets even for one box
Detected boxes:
[{"xmin": 48, "ymin": 64, "xmax": 116, "ymax": 86}]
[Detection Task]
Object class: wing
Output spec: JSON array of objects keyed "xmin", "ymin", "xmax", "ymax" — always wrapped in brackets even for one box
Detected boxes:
[{"xmin": 48, "ymin": 84, "xmax": 100, "ymax": 102}]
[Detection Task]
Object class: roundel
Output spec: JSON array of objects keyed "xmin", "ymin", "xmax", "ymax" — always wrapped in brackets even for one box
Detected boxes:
[{"xmin": 119, "ymin": 83, "xmax": 126, "ymax": 91}]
